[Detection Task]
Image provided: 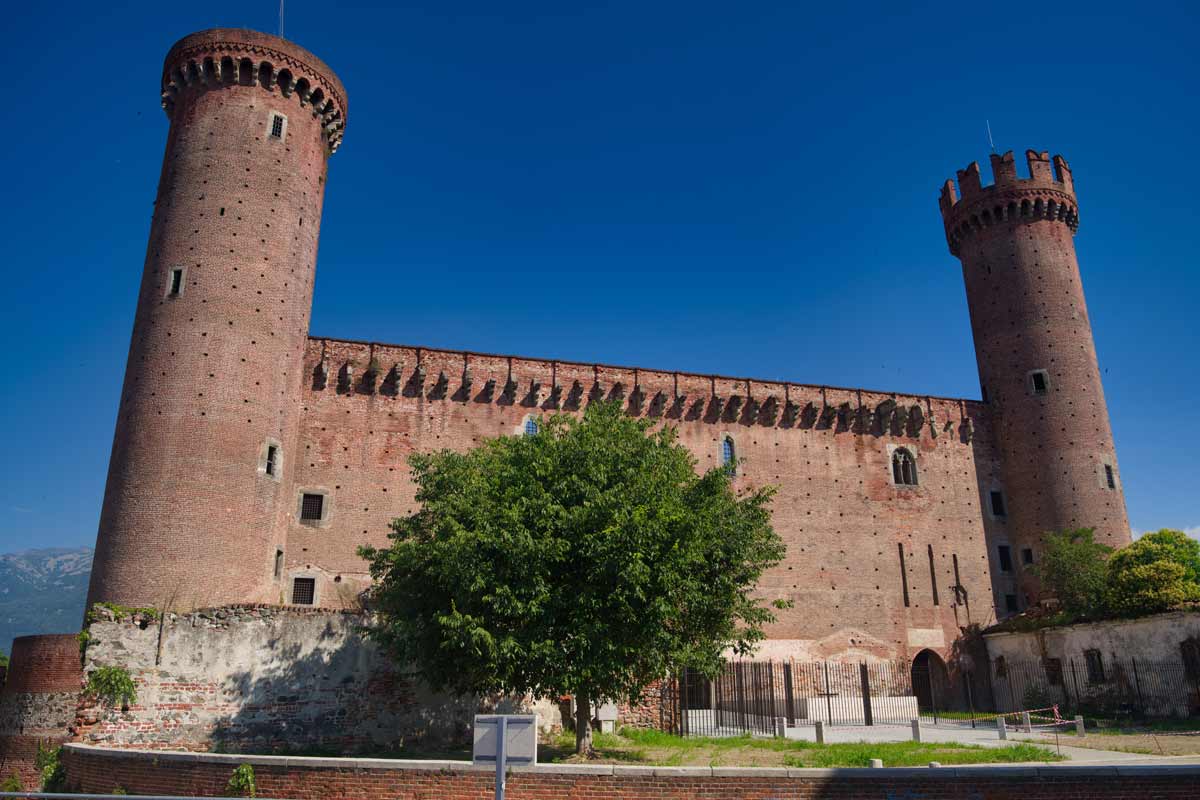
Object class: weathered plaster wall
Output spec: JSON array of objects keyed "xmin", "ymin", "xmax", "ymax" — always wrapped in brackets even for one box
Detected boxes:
[
  {"xmin": 288, "ymin": 338, "xmax": 1007, "ymax": 662},
  {"xmin": 983, "ymin": 612, "xmax": 1200, "ymax": 715},
  {"xmin": 75, "ymin": 605, "xmax": 559, "ymax": 754},
  {"xmin": 985, "ymin": 612, "xmax": 1200, "ymax": 664}
]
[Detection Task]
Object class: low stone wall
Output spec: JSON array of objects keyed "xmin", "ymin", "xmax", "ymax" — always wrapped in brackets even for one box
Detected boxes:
[
  {"xmin": 0, "ymin": 634, "xmax": 82, "ymax": 788},
  {"xmin": 77, "ymin": 605, "xmax": 558, "ymax": 754},
  {"xmin": 61, "ymin": 743, "xmax": 1200, "ymax": 800}
]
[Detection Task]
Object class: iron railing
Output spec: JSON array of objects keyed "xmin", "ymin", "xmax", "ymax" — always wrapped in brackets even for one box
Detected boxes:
[{"xmin": 660, "ymin": 654, "xmax": 1200, "ymax": 737}]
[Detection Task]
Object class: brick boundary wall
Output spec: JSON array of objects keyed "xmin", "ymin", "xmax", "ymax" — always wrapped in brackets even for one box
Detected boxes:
[
  {"xmin": 62, "ymin": 744, "xmax": 1200, "ymax": 800},
  {"xmin": 0, "ymin": 635, "xmax": 83, "ymax": 788}
]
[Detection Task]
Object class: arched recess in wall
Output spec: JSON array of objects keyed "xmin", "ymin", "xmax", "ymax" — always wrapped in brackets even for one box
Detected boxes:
[{"xmin": 911, "ymin": 649, "xmax": 950, "ymax": 712}]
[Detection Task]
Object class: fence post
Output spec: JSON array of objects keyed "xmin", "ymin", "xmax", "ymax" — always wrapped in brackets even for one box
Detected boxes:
[
  {"xmin": 1131, "ymin": 657, "xmax": 1145, "ymax": 717},
  {"xmin": 997, "ymin": 716, "xmax": 1007, "ymax": 740},
  {"xmin": 823, "ymin": 661, "xmax": 834, "ymax": 727},
  {"xmin": 1071, "ymin": 659, "xmax": 1083, "ymax": 712},
  {"xmin": 768, "ymin": 661, "xmax": 779, "ymax": 728},
  {"xmin": 911, "ymin": 718, "xmax": 922, "ymax": 742},
  {"xmin": 775, "ymin": 716, "xmax": 787, "ymax": 738},
  {"xmin": 815, "ymin": 719, "xmax": 825, "ymax": 744},
  {"xmin": 1075, "ymin": 715, "xmax": 1085, "ymax": 737},
  {"xmin": 1021, "ymin": 710, "xmax": 1031, "ymax": 733},
  {"xmin": 783, "ymin": 661, "xmax": 796, "ymax": 726},
  {"xmin": 860, "ymin": 662, "xmax": 873, "ymax": 726},
  {"xmin": 680, "ymin": 669, "xmax": 689, "ymax": 737}
]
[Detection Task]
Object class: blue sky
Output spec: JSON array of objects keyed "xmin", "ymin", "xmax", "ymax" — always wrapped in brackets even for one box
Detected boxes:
[{"xmin": 0, "ymin": 1, "xmax": 1196, "ymax": 554}]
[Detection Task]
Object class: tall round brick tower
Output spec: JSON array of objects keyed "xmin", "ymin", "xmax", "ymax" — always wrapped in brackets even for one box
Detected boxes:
[
  {"xmin": 87, "ymin": 29, "xmax": 346, "ymax": 610},
  {"xmin": 940, "ymin": 150, "xmax": 1131, "ymax": 605}
]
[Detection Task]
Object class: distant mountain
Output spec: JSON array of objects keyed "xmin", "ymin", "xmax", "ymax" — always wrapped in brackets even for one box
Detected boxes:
[{"xmin": 0, "ymin": 546, "xmax": 92, "ymax": 655}]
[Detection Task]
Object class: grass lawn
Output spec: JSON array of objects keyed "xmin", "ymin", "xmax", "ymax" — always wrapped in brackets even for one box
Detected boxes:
[{"xmin": 540, "ymin": 728, "xmax": 1062, "ymax": 767}]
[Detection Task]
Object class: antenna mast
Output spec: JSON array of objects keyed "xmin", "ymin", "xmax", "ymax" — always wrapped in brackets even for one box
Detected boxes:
[
  {"xmin": 986, "ymin": 119, "xmax": 996, "ymax": 153},
  {"xmin": 279, "ymin": 0, "xmax": 285, "ymax": 38}
]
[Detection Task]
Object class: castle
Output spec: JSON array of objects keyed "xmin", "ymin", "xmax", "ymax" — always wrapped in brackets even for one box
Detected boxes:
[
  {"xmin": 89, "ymin": 26, "xmax": 1130, "ymax": 655},
  {"xmin": 0, "ymin": 26, "xmax": 1133, "ymax": 774}
]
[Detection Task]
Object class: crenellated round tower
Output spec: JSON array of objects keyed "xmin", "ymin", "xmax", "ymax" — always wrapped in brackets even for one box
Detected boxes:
[
  {"xmin": 940, "ymin": 150, "xmax": 1130, "ymax": 607},
  {"xmin": 87, "ymin": 29, "xmax": 347, "ymax": 610}
]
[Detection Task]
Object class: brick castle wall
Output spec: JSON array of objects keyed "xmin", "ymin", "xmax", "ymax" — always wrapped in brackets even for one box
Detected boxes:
[
  {"xmin": 290, "ymin": 338, "xmax": 1007, "ymax": 661},
  {"xmin": 61, "ymin": 744, "xmax": 1200, "ymax": 800}
]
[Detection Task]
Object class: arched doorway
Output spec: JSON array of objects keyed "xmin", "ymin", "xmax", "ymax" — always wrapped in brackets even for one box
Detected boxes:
[{"xmin": 911, "ymin": 649, "xmax": 950, "ymax": 713}]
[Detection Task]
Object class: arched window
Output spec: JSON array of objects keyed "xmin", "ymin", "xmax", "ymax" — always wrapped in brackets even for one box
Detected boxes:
[
  {"xmin": 892, "ymin": 448, "xmax": 918, "ymax": 486},
  {"xmin": 721, "ymin": 436, "xmax": 736, "ymax": 472},
  {"xmin": 523, "ymin": 416, "xmax": 539, "ymax": 436}
]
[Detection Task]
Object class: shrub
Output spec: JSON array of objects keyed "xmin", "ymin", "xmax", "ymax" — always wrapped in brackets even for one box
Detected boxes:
[
  {"xmin": 36, "ymin": 742, "xmax": 66, "ymax": 791},
  {"xmin": 84, "ymin": 665, "xmax": 137, "ymax": 707},
  {"xmin": 1035, "ymin": 528, "xmax": 1112, "ymax": 617},
  {"xmin": 0, "ymin": 772, "xmax": 23, "ymax": 792},
  {"xmin": 226, "ymin": 763, "xmax": 257, "ymax": 798}
]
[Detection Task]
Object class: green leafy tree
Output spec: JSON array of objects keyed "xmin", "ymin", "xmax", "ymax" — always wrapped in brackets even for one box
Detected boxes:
[
  {"xmin": 361, "ymin": 401, "xmax": 785, "ymax": 755},
  {"xmin": 1034, "ymin": 528, "xmax": 1112, "ymax": 618},
  {"xmin": 1107, "ymin": 529, "xmax": 1200, "ymax": 615}
]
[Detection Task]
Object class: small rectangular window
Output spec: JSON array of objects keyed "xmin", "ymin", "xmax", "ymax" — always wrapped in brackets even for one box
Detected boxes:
[
  {"xmin": 1031, "ymin": 370, "xmax": 1048, "ymax": 395},
  {"xmin": 265, "ymin": 445, "xmax": 278, "ymax": 476},
  {"xmin": 1021, "ymin": 547, "xmax": 1034, "ymax": 566},
  {"xmin": 1084, "ymin": 649, "xmax": 1105, "ymax": 683},
  {"xmin": 291, "ymin": 577, "xmax": 315, "ymax": 605},
  {"xmin": 990, "ymin": 490, "xmax": 1006, "ymax": 518},
  {"xmin": 300, "ymin": 493, "xmax": 324, "ymax": 521},
  {"xmin": 270, "ymin": 113, "xmax": 285, "ymax": 139},
  {"xmin": 998, "ymin": 545, "xmax": 1013, "ymax": 573},
  {"xmin": 169, "ymin": 268, "xmax": 183, "ymax": 296},
  {"xmin": 274, "ymin": 548, "xmax": 284, "ymax": 579},
  {"xmin": 1004, "ymin": 593, "xmax": 1018, "ymax": 613},
  {"xmin": 1104, "ymin": 464, "xmax": 1116, "ymax": 490}
]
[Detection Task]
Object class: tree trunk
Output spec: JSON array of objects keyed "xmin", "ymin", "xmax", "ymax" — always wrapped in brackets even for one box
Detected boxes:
[{"xmin": 574, "ymin": 691, "xmax": 594, "ymax": 756}]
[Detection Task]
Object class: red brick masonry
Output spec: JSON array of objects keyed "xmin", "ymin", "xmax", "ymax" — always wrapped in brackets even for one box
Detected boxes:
[{"xmin": 62, "ymin": 744, "xmax": 1200, "ymax": 799}]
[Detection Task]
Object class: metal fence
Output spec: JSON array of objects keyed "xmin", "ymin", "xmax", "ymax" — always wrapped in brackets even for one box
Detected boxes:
[
  {"xmin": 988, "ymin": 655, "xmax": 1200, "ymax": 720},
  {"xmin": 660, "ymin": 654, "xmax": 1200, "ymax": 737}
]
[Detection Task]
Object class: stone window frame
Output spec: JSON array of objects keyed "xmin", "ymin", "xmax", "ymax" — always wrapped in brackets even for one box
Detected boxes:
[
  {"xmin": 296, "ymin": 487, "xmax": 332, "ymax": 528},
  {"xmin": 273, "ymin": 548, "xmax": 284, "ymax": 580},
  {"xmin": 165, "ymin": 265, "xmax": 186, "ymax": 299},
  {"xmin": 289, "ymin": 572, "xmax": 319, "ymax": 606},
  {"xmin": 718, "ymin": 431, "xmax": 738, "ymax": 475},
  {"xmin": 257, "ymin": 437, "xmax": 282, "ymax": 482},
  {"xmin": 1098, "ymin": 456, "xmax": 1120, "ymax": 491},
  {"xmin": 996, "ymin": 542, "xmax": 1014, "ymax": 573},
  {"xmin": 267, "ymin": 110, "xmax": 288, "ymax": 142},
  {"xmin": 886, "ymin": 443, "xmax": 918, "ymax": 488},
  {"xmin": 516, "ymin": 414, "xmax": 540, "ymax": 437},
  {"xmin": 986, "ymin": 485, "xmax": 1008, "ymax": 521},
  {"xmin": 1026, "ymin": 368, "xmax": 1051, "ymax": 397},
  {"xmin": 1003, "ymin": 593, "xmax": 1018, "ymax": 614}
]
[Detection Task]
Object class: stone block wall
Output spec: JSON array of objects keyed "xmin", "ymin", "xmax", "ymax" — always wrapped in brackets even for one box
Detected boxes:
[{"xmin": 75, "ymin": 604, "xmax": 559, "ymax": 754}]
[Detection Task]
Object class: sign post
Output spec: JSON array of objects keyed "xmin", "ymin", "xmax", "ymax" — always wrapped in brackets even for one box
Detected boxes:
[{"xmin": 473, "ymin": 714, "xmax": 538, "ymax": 800}]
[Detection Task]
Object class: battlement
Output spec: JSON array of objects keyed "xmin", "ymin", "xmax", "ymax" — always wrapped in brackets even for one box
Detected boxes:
[
  {"xmin": 304, "ymin": 336, "xmax": 985, "ymax": 443},
  {"xmin": 161, "ymin": 28, "xmax": 347, "ymax": 152},
  {"xmin": 938, "ymin": 150, "xmax": 1079, "ymax": 256}
]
